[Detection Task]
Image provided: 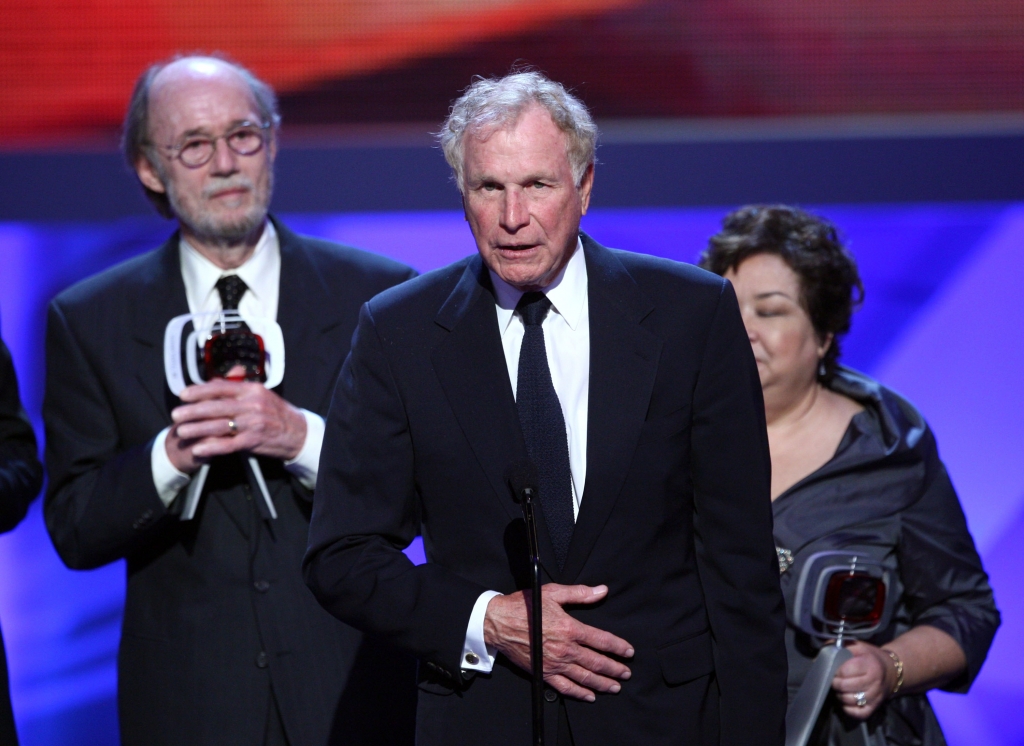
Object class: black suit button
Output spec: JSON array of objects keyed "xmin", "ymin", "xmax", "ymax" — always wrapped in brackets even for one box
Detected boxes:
[
  {"xmin": 256, "ymin": 652, "xmax": 268, "ymax": 668},
  {"xmin": 254, "ymin": 580, "xmax": 270, "ymax": 592},
  {"xmin": 132, "ymin": 509, "xmax": 155, "ymax": 530},
  {"xmin": 544, "ymin": 690, "xmax": 558, "ymax": 703}
]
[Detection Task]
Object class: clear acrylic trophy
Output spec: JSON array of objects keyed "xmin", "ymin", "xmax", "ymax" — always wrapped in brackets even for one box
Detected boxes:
[
  {"xmin": 163, "ymin": 311, "xmax": 285, "ymax": 521},
  {"xmin": 785, "ymin": 551, "xmax": 894, "ymax": 746}
]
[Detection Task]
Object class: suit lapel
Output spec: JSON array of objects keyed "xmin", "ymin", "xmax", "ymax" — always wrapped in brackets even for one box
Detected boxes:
[
  {"xmin": 430, "ymin": 260, "xmax": 535, "ymax": 521},
  {"xmin": 561, "ymin": 236, "xmax": 662, "ymax": 583},
  {"xmin": 273, "ymin": 218, "xmax": 344, "ymax": 413},
  {"xmin": 129, "ymin": 234, "xmax": 189, "ymax": 424}
]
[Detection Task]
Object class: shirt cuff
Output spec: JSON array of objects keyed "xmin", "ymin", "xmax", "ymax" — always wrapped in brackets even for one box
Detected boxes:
[
  {"xmin": 283, "ymin": 409, "xmax": 324, "ymax": 491},
  {"xmin": 151, "ymin": 427, "xmax": 192, "ymax": 507},
  {"xmin": 462, "ymin": 590, "xmax": 502, "ymax": 673}
]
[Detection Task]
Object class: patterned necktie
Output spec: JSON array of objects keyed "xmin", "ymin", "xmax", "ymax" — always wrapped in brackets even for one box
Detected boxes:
[
  {"xmin": 515, "ymin": 291, "xmax": 575, "ymax": 569},
  {"xmin": 216, "ymin": 274, "xmax": 248, "ymax": 311}
]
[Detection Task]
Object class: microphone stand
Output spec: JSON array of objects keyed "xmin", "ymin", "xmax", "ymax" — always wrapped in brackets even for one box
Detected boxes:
[
  {"xmin": 506, "ymin": 462, "xmax": 544, "ymax": 746},
  {"xmin": 521, "ymin": 484, "xmax": 544, "ymax": 746}
]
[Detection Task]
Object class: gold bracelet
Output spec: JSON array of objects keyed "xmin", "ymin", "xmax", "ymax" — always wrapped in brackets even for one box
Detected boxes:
[{"xmin": 883, "ymin": 649, "xmax": 904, "ymax": 696}]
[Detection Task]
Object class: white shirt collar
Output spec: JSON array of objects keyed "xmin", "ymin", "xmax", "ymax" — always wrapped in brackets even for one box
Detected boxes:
[
  {"xmin": 491, "ymin": 237, "xmax": 587, "ymax": 333},
  {"xmin": 179, "ymin": 220, "xmax": 279, "ymax": 315}
]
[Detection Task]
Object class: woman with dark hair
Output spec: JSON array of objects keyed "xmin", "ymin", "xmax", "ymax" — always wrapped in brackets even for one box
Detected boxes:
[{"xmin": 700, "ymin": 205, "xmax": 999, "ymax": 745}]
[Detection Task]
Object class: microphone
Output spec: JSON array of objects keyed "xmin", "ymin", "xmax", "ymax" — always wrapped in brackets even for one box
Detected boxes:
[
  {"xmin": 505, "ymin": 460, "xmax": 544, "ymax": 746},
  {"xmin": 505, "ymin": 460, "xmax": 539, "ymax": 505}
]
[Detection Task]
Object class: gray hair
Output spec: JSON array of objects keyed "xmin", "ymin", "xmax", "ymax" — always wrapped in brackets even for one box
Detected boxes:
[
  {"xmin": 438, "ymin": 71, "xmax": 598, "ymax": 193},
  {"xmin": 121, "ymin": 54, "xmax": 281, "ymax": 218}
]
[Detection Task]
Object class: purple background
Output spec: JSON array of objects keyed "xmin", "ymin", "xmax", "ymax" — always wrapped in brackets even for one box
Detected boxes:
[{"xmin": 0, "ymin": 204, "xmax": 1020, "ymax": 744}]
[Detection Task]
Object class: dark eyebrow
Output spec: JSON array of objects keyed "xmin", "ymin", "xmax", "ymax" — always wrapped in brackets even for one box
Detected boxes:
[
  {"xmin": 178, "ymin": 120, "xmax": 257, "ymax": 140},
  {"xmin": 179, "ymin": 127, "xmax": 213, "ymax": 139}
]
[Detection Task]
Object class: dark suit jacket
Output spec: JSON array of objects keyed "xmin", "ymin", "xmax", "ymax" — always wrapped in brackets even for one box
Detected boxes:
[
  {"xmin": 43, "ymin": 219, "xmax": 417, "ymax": 746},
  {"xmin": 305, "ymin": 235, "xmax": 788, "ymax": 745},
  {"xmin": 1, "ymin": 334, "xmax": 44, "ymax": 746}
]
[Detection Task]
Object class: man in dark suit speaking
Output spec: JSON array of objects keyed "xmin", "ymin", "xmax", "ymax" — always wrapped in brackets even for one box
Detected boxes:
[
  {"xmin": 305, "ymin": 72, "xmax": 788, "ymax": 745},
  {"xmin": 43, "ymin": 56, "xmax": 416, "ymax": 745}
]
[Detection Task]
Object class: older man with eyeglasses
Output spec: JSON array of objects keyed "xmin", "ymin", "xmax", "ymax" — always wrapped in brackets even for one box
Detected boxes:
[{"xmin": 42, "ymin": 55, "xmax": 417, "ymax": 746}]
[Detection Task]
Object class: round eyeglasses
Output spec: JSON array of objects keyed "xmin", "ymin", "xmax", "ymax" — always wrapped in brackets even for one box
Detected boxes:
[{"xmin": 152, "ymin": 122, "xmax": 271, "ymax": 168}]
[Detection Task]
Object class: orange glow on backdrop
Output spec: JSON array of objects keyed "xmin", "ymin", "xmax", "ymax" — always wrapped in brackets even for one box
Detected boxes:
[
  {"xmin": 2, "ymin": 0, "xmax": 1023, "ymax": 144},
  {"xmin": 0, "ymin": 0, "xmax": 641, "ymax": 142}
]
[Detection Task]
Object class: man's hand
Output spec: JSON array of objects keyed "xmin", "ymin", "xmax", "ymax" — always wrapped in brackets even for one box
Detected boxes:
[
  {"xmin": 483, "ymin": 583, "xmax": 634, "ymax": 702},
  {"xmin": 166, "ymin": 377, "xmax": 307, "ymax": 473}
]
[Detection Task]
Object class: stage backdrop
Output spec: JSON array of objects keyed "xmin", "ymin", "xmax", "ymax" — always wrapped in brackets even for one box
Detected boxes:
[
  {"xmin": 0, "ymin": 202, "xmax": 1021, "ymax": 745},
  {"xmin": 3, "ymin": 0, "xmax": 1024, "ymax": 142}
]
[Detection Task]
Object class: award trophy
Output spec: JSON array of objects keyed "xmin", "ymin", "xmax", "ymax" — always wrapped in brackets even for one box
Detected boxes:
[
  {"xmin": 163, "ymin": 311, "xmax": 285, "ymax": 521},
  {"xmin": 785, "ymin": 551, "xmax": 894, "ymax": 746}
]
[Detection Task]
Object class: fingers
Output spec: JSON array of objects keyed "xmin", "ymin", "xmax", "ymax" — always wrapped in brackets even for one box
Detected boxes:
[
  {"xmin": 173, "ymin": 411, "xmax": 243, "ymax": 442},
  {"xmin": 571, "ymin": 619, "xmax": 635, "ymax": 660},
  {"xmin": 540, "ymin": 642, "xmax": 632, "ymax": 702},
  {"xmin": 544, "ymin": 666, "xmax": 623, "ymax": 703},
  {"xmin": 561, "ymin": 640, "xmax": 632, "ymax": 682},
  {"xmin": 190, "ymin": 434, "xmax": 249, "ymax": 459},
  {"xmin": 484, "ymin": 585, "xmax": 636, "ymax": 700},
  {"xmin": 543, "ymin": 583, "xmax": 609, "ymax": 607},
  {"xmin": 832, "ymin": 672, "xmax": 884, "ymax": 719},
  {"xmin": 544, "ymin": 673, "xmax": 598, "ymax": 703},
  {"xmin": 832, "ymin": 642, "xmax": 888, "ymax": 720},
  {"xmin": 835, "ymin": 685, "xmax": 884, "ymax": 719},
  {"xmin": 542, "ymin": 585, "xmax": 634, "ymax": 659},
  {"xmin": 178, "ymin": 378, "xmax": 256, "ymax": 402},
  {"xmin": 173, "ymin": 382, "xmax": 278, "ymax": 442}
]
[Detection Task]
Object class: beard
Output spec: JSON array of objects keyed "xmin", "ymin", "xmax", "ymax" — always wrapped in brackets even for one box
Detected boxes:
[{"xmin": 166, "ymin": 172, "xmax": 273, "ymax": 247}]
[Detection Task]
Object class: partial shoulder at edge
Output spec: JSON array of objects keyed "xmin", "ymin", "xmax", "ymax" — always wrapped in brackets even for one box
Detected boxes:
[
  {"xmin": 836, "ymin": 366, "xmax": 933, "ymax": 453},
  {"xmin": 604, "ymin": 247, "xmax": 729, "ymax": 316},
  {"xmin": 294, "ymin": 232, "xmax": 415, "ymax": 283},
  {"xmin": 365, "ymin": 255, "xmax": 478, "ymax": 319},
  {"xmin": 52, "ymin": 242, "xmax": 171, "ymax": 312},
  {"xmin": 611, "ymin": 248, "xmax": 724, "ymax": 288}
]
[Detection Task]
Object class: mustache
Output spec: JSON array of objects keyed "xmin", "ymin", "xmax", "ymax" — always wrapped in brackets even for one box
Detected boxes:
[{"xmin": 203, "ymin": 176, "xmax": 254, "ymax": 199}]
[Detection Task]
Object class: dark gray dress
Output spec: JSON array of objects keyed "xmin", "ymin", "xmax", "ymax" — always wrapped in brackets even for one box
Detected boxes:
[{"xmin": 773, "ymin": 368, "xmax": 1000, "ymax": 746}]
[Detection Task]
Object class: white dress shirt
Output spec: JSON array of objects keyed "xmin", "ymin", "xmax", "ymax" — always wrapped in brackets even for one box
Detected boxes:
[
  {"xmin": 461, "ymin": 238, "xmax": 590, "ymax": 674},
  {"xmin": 150, "ymin": 221, "xmax": 325, "ymax": 506}
]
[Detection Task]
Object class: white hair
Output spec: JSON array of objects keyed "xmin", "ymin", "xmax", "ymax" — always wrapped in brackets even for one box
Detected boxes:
[{"xmin": 437, "ymin": 71, "xmax": 598, "ymax": 193}]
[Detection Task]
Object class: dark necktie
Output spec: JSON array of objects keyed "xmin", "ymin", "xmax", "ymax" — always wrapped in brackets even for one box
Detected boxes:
[
  {"xmin": 515, "ymin": 292, "xmax": 575, "ymax": 569},
  {"xmin": 212, "ymin": 274, "xmax": 264, "ymax": 382},
  {"xmin": 216, "ymin": 274, "xmax": 248, "ymax": 311}
]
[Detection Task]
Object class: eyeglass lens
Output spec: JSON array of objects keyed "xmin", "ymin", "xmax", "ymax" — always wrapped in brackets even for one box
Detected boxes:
[{"xmin": 177, "ymin": 125, "xmax": 265, "ymax": 167}]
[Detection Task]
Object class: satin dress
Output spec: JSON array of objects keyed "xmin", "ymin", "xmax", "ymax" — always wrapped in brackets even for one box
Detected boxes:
[{"xmin": 773, "ymin": 368, "xmax": 1000, "ymax": 746}]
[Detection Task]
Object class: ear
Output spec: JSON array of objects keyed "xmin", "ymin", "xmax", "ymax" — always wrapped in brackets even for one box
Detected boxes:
[
  {"xmin": 817, "ymin": 332, "xmax": 834, "ymax": 359},
  {"xmin": 135, "ymin": 155, "xmax": 166, "ymax": 194},
  {"xmin": 578, "ymin": 163, "xmax": 595, "ymax": 215}
]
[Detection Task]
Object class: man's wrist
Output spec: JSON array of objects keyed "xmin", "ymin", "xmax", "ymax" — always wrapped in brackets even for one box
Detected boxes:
[
  {"xmin": 152, "ymin": 427, "xmax": 192, "ymax": 506},
  {"xmin": 463, "ymin": 590, "xmax": 502, "ymax": 673},
  {"xmin": 283, "ymin": 409, "xmax": 322, "ymax": 490}
]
